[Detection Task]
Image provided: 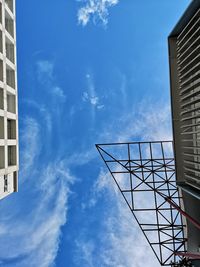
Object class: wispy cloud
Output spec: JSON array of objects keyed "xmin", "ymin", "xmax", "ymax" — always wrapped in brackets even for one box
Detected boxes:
[
  {"xmin": 36, "ymin": 59, "xmax": 66, "ymax": 103},
  {"xmin": 119, "ymin": 72, "xmax": 128, "ymax": 109},
  {"xmin": 75, "ymin": 172, "xmax": 159, "ymax": 267},
  {"xmin": 74, "ymin": 101, "xmax": 171, "ymax": 267},
  {"xmin": 95, "ymin": 99, "xmax": 172, "ymax": 144},
  {"xmin": 52, "ymin": 86, "xmax": 66, "ymax": 101},
  {"xmin": 20, "ymin": 117, "xmax": 40, "ymax": 182},
  {"xmin": 119, "ymin": 100, "xmax": 172, "ymax": 142},
  {"xmin": 36, "ymin": 60, "xmax": 54, "ymax": 80},
  {"xmin": 22, "ymin": 100, "xmax": 53, "ymax": 137},
  {"xmin": 68, "ymin": 100, "xmax": 172, "ymax": 171},
  {"xmin": 82, "ymin": 91, "xmax": 99, "ymax": 106},
  {"xmin": 4, "ymin": 55, "xmax": 75, "ymax": 266},
  {"xmin": 0, "ymin": 116, "xmax": 74, "ymax": 267},
  {"xmin": 100, "ymin": 199, "xmax": 159, "ymax": 267},
  {"xmin": 82, "ymin": 73, "xmax": 105, "ymax": 119},
  {"xmin": 77, "ymin": 0, "xmax": 119, "ymax": 26},
  {"xmin": 75, "ymin": 239, "xmax": 95, "ymax": 267}
]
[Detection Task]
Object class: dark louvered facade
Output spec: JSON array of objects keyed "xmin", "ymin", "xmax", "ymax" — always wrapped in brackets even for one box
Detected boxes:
[{"xmin": 169, "ymin": 0, "xmax": 200, "ymax": 260}]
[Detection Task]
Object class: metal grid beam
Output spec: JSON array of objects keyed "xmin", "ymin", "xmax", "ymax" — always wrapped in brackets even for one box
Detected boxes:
[{"xmin": 96, "ymin": 141, "xmax": 190, "ymax": 266}]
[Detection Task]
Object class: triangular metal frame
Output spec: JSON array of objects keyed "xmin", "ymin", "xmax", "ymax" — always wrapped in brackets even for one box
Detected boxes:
[{"xmin": 96, "ymin": 141, "xmax": 188, "ymax": 266}]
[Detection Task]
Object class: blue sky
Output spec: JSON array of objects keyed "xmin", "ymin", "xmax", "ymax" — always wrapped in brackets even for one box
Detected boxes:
[{"xmin": 0, "ymin": 1, "xmax": 191, "ymax": 266}]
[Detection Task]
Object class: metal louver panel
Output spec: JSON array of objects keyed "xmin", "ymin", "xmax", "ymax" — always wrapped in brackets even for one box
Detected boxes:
[{"xmin": 176, "ymin": 7, "xmax": 200, "ymax": 189}]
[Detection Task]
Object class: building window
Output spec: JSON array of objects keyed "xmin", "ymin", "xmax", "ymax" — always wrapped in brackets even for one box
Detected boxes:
[
  {"xmin": 6, "ymin": 37, "xmax": 14, "ymax": 63},
  {"xmin": 0, "ymin": 60, "xmax": 3, "ymax": 82},
  {"xmin": 5, "ymin": 0, "xmax": 13, "ymax": 13},
  {"xmin": 4, "ymin": 175, "xmax": 8, "ymax": 192},
  {"xmin": 0, "ymin": 88, "xmax": 3, "ymax": 110},
  {"xmin": 0, "ymin": 31, "xmax": 2, "ymax": 54},
  {"xmin": 5, "ymin": 10, "xmax": 14, "ymax": 37},
  {"xmin": 13, "ymin": 171, "xmax": 17, "ymax": 192},
  {"xmin": 8, "ymin": 145, "xmax": 16, "ymax": 166},
  {"xmin": 7, "ymin": 119, "xmax": 16, "ymax": 139},
  {"xmin": 0, "ymin": 3, "xmax": 2, "ymax": 25},
  {"xmin": 6, "ymin": 65, "xmax": 15, "ymax": 89},
  {"xmin": 0, "ymin": 146, "xmax": 4, "ymax": 169},
  {"xmin": 0, "ymin": 116, "xmax": 4, "ymax": 139},
  {"xmin": 7, "ymin": 93, "xmax": 16, "ymax": 113}
]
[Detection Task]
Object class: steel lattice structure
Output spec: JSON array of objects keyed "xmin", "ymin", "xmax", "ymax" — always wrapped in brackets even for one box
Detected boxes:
[{"xmin": 96, "ymin": 141, "xmax": 189, "ymax": 266}]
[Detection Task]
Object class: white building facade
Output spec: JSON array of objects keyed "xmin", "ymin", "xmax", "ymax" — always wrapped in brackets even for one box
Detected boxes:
[{"xmin": 0, "ymin": 0, "xmax": 18, "ymax": 199}]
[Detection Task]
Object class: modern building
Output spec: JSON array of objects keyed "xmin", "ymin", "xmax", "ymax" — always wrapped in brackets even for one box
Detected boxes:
[
  {"xmin": 169, "ymin": 0, "xmax": 200, "ymax": 260},
  {"xmin": 0, "ymin": 0, "xmax": 18, "ymax": 199}
]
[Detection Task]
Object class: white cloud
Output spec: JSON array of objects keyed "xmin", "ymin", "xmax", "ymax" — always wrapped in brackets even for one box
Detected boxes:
[
  {"xmin": 0, "ymin": 165, "xmax": 74, "ymax": 267},
  {"xmin": 4, "ymin": 55, "xmax": 74, "ymax": 265},
  {"xmin": 42, "ymin": 109, "xmax": 53, "ymax": 133},
  {"xmin": 69, "ymin": 100, "xmax": 172, "ymax": 171},
  {"xmin": 36, "ymin": 60, "xmax": 66, "ymax": 105},
  {"xmin": 19, "ymin": 163, "xmax": 74, "ymax": 267},
  {"xmin": 119, "ymin": 72, "xmax": 128, "ymax": 109},
  {"xmin": 98, "ymin": 100, "xmax": 172, "ymax": 143},
  {"xmin": 75, "ymin": 240, "xmax": 95, "ymax": 267},
  {"xmin": 77, "ymin": 0, "xmax": 119, "ymax": 26},
  {"xmin": 101, "ymin": 201, "xmax": 159, "ymax": 267},
  {"xmin": 0, "ymin": 116, "xmax": 75, "ymax": 267},
  {"xmin": 76, "ymin": 175, "xmax": 159, "ymax": 267},
  {"xmin": 82, "ymin": 91, "xmax": 99, "ymax": 106},
  {"xmin": 36, "ymin": 60, "xmax": 54, "ymax": 79},
  {"xmin": 97, "ymin": 104, "xmax": 104, "ymax": 110},
  {"xmin": 20, "ymin": 117, "xmax": 40, "ymax": 182},
  {"xmin": 82, "ymin": 73, "xmax": 104, "ymax": 111},
  {"xmin": 75, "ymin": 167, "xmax": 162, "ymax": 266},
  {"xmin": 21, "ymin": 100, "xmax": 53, "ymax": 140},
  {"xmin": 52, "ymin": 86, "xmax": 66, "ymax": 101},
  {"xmin": 75, "ymin": 101, "xmax": 172, "ymax": 267}
]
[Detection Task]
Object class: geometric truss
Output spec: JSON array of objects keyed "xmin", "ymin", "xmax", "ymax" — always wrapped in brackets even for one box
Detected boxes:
[{"xmin": 96, "ymin": 141, "xmax": 189, "ymax": 266}]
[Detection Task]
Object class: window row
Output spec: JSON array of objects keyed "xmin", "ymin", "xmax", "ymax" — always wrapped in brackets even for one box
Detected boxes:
[
  {"xmin": 0, "ymin": 145, "xmax": 17, "ymax": 168},
  {"xmin": 0, "ymin": 88, "xmax": 16, "ymax": 112},
  {"xmin": 0, "ymin": 117, "xmax": 16, "ymax": 139}
]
